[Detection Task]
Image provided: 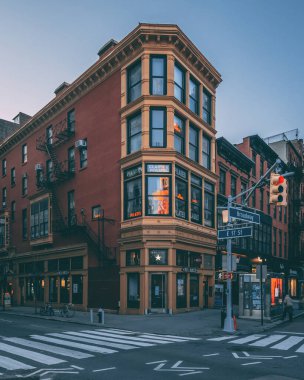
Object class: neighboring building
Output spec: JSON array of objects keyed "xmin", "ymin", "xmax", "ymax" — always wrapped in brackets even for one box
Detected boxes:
[
  {"xmin": 264, "ymin": 129, "xmax": 304, "ymax": 298},
  {"xmin": 0, "ymin": 24, "xmax": 221, "ymax": 314},
  {"xmin": 0, "ymin": 112, "xmax": 31, "ymax": 141}
]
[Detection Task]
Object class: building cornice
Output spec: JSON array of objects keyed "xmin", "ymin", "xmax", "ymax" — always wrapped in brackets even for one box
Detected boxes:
[{"xmin": 0, "ymin": 24, "xmax": 221, "ymax": 156}]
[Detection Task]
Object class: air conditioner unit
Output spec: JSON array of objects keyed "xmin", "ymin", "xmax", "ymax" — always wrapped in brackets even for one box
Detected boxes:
[
  {"xmin": 35, "ymin": 163, "xmax": 43, "ymax": 171},
  {"xmin": 75, "ymin": 140, "xmax": 87, "ymax": 149}
]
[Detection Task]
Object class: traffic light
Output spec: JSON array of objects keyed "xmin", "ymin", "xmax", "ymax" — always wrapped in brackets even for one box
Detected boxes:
[{"xmin": 269, "ymin": 173, "xmax": 287, "ymax": 206}]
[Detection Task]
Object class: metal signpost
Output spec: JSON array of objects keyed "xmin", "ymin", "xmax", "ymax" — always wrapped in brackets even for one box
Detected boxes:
[{"xmin": 256, "ymin": 264, "xmax": 267, "ymax": 326}]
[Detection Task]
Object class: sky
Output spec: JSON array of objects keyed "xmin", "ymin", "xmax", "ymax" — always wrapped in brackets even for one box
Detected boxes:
[{"xmin": 0, "ymin": 0, "xmax": 303, "ymax": 144}]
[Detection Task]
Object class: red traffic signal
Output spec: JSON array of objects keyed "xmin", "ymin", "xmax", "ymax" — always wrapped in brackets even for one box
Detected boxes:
[{"xmin": 269, "ymin": 173, "xmax": 287, "ymax": 206}]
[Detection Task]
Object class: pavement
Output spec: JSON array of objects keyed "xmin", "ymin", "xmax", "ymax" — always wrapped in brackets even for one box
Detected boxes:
[{"xmin": 2, "ymin": 305, "xmax": 304, "ymax": 337}]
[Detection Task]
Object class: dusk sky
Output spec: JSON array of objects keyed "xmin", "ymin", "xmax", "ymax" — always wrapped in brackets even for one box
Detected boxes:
[{"xmin": 0, "ymin": 0, "xmax": 303, "ymax": 143}]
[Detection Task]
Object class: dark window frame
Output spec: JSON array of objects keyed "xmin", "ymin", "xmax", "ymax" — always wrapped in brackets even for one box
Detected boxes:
[
  {"xmin": 175, "ymin": 166, "xmax": 188, "ymax": 220},
  {"xmin": 11, "ymin": 167, "xmax": 16, "ymax": 187},
  {"xmin": 150, "ymin": 55, "xmax": 167, "ymax": 95},
  {"xmin": 174, "ymin": 113, "xmax": 185, "ymax": 155},
  {"xmin": 202, "ymin": 134, "xmax": 211, "ymax": 170},
  {"xmin": 145, "ymin": 174, "xmax": 171, "ymax": 217},
  {"xmin": 127, "ymin": 59, "xmax": 142, "ymax": 103},
  {"xmin": 174, "ymin": 61, "xmax": 186, "ymax": 103},
  {"xmin": 191, "ymin": 174, "xmax": 202, "ymax": 224},
  {"xmin": 150, "ymin": 107, "xmax": 167, "ymax": 148},
  {"xmin": 189, "ymin": 124, "xmax": 199, "ymax": 162},
  {"xmin": 127, "ymin": 272, "xmax": 140, "ymax": 308},
  {"xmin": 124, "ymin": 165, "xmax": 142, "ymax": 220},
  {"xmin": 203, "ymin": 88, "xmax": 212, "ymax": 125},
  {"xmin": 11, "ymin": 201, "xmax": 16, "ymax": 222},
  {"xmin": 22, "ymin": 208, "xmax": 28, "ymax": 240},
  {"xmin": 204, "ymin": 181, "xmax": 215, "ymax": 228},
  {"xmin": 219, "ymin": 169, "xmax": 226, "ymax": 196},
  {"xmin": 68, "ymin": 190, "xmax": 76, "ymax": 226},
  {"xmin": 22, "ymin": 144, "xmax": 27, "ymax": 164},
  {"xmin": 189, "ymin": 76, "xmax": 199, "ymax": 115},
  {"xmin": 79, "ymin": 139, "xmax": 88, "ymax": 169},
  {"xmin": 231, "ymin": 176, "xmax": 237, "ymax": 198},
  {"xmin": 127, "ymin": 112, "xmax": 142, "ymax": 154},
  {"xmin": 67, "ymin": 109, "xmax": 75, "ymax": 133},
  {"xmin": 2, "ymin": 159, "xmax": 6, "ymax": 177}
]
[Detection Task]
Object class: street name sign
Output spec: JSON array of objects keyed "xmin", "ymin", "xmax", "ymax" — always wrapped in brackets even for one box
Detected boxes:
[
  {"xmin": 229, "ymin": 207, "xmax": 260, "ymax": 224},
  {"xmin": 218, "ymin": 226, "xmax": 253, "ymax": 239}
]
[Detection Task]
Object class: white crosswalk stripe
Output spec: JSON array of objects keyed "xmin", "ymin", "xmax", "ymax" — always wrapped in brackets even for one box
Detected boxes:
[
  {"xmin": 0, "ymin": 328, "xmax": 197, "ymax": 373},
  {"xmin": 228, "ymin": 334, "xmax": 266, "ymax": 344},
  {"xmin": 271, "ymin": 336, "xmax": 304, "ymax": 350},
  {"xmin": 249, "ymin": 335, "xmax": 286, "ymax": 347}
]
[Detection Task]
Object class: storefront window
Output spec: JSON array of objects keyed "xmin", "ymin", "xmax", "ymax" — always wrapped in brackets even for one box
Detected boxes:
[
  {"xmin": 288, "ymin": 278, "xmax": 297, "ymax": 297},
  {"xmin": 175, "ymin": 166, "xmax": 188, "ymax": 220},
  {"xmin": 204, "ymin": 181, "xmax": 215, "ymax": 228},
  {"xmin": 126, "ymin": 250, "xmax": 140, "ymax": 266},
  {"xmin": 176, "ymin": 250, "xmax": 188, "ymax": 267},
  {"xmin": 60, "ymin": 276, "xmax": 70, "ymax": 304},
  {"xmin": 49, "ymin": 276, "xmax": 58, "ymax": 303},
  {"xmin": 176, "ymin": 273, "xmax": 187, "ymax": 308},
  {"xmin": 127, "ymin": 273, "xmax": 140, "ymax": 308},
  {"xmin": 146, "ymin": 177, "xmax": 170, "ymax": 216},
  {"xmin": 190, "ymin": 274, "xmax": 199, "ymax": 307},
  {"xmin": 149, "ymin": 249, "xmax": 168, "ymax": 265},
  {"xmin": 271, "ymin": 277, "xmax": 283, "ymax": 305},
  {"xmin": 191, "ymin": 174, "xmax": 202, "ymax": 224},
  {"xmin": 124, "ymin": 165, "xmax": 142, "ymax": 220},
  {"xmin": 72, "ymin": 275, "xmax": 83, "ymax": 304}
]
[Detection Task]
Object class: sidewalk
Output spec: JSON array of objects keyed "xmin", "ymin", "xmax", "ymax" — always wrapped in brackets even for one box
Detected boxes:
[{"xmin": 3, "ymin": 306, "xmax": 304, "ymax": 337}]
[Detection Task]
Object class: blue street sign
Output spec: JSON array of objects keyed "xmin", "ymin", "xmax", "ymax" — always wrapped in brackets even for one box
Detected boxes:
[
  {"xmin": 229, "ymin": 207, "xmax": 260, "ymax": 224},
  {"xmin": 218, "ymin": 226, "xmax": 253, "ymax": 239}
]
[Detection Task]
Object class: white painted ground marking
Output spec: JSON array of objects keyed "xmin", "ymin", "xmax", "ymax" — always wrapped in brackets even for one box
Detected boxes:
[
  {"xmin": 84, "ymin": 330, "xmax": 174, "ymax": 344},
  {"xmin": 140, "ymin": 334, "xmax": 190, "ymax": 342},
  {"xmin": 283, "ymin": 356, "xmax": 298, "ymax": 359},
  {"xmin": 179, "ymin": 372, "xmax": 202, "ymax": 376},
  {"xmin": 228, "ymin": 334, "xmax": 266, "ymax": 344},
  {"xmin": 39, "ymin": 371, "xmax": 78, "ymax": 377},
  {"xmin": 203, "ymin": 353, "xmax": 219, "ymax": 357},
  {"xmin": 242, "ymin": 362, "xmax": 261, "ymax": 366},
  {"xmin": 0, "ymin": 355, "xmax": 35, "ymax": 370},
  {"xmin": 80, "ymin": 330, "xmax": 157, "ymax": 346},
  {"xmin": 92, "ymin": 367, "xmax": 116, "ymax": 372},
  {"xmin": 31, "ymin": 335, "xmax": 117, "ymax": 354},
  {"xmin": 275, "ymin": 331, "xmax": 304, "ymax": 335},
  {"xmin": 295, "ymin": 343, "xmax": 304, "ymax": 353},
  {"xmin": 142, "ymin": 333, "xmax": 200, "ymax": 341},
  {"xmin": 250, "ymin": 335, "xmax": 286, "ymax": 347},
  {"xmin": 207, "ymin": 336, "xmax": 236, "ymax": 342},
  {"xmin": 53, "ymin": 332, "xmax": 138, "ymax": 350},
  {"xmin": 17, "ymin": 367, "xmax": 76, "ymax": 378},
  {"xmin": 146, "ymin": 360, "xmax": 167, "ymax": 364},
  {"xmin": 271, "ymin": 336, "xmax": 304, "ymax": 350},
  {"xmin": 232, "ymin": 352, "xmax": 282, "ymax": 360},
  {"xmin": 105, "ymin": 329, "xmax": 135, "ymax": 335},
  {"xmin": 0, "ymin": 319, "xmax": 12, "ymax": 323},
  {"xmin": 0, "ymin": 342, "xmax": 65, "ymax": 365},
  {"xmin": 70, "ymin": 365, "xmax": 84, "ymax": 370},
  {"xmin": 3, "ymin": 337, "xmax": 93, "ymax": 359}
]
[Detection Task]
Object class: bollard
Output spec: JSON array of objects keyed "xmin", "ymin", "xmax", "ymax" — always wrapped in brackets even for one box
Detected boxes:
[{"xmin": 90, "ymin": 308, "xmax": 93, "ymax": 324}]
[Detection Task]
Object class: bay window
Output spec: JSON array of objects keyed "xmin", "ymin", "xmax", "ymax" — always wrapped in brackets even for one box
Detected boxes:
[
  {"xmin": 202, "ymin": 134, "xmax": 211, "ymax": 170},
  {"xmin": 127, "ymin": 113, "xmax": 141, "ymax": 154},
  {"xmin": 204, "ymin": 181, "xmax": 215, "ymax": 228},
  {"xmin": 174, "ymin": 114, "xmax": 185, "ymax": 154},
  {"xmin": 146, "ymin": 163, "xmax": 171, "ymax": 216},
  {"xmin": 189, "ymin": 124, "xmax": 199, "ymax": 162},
  {"xmin": 150, "ymin": 55, "xmax": 166, "ymax": 95},
  {"xmin": 150, "ymin": 107, "xmax": 166, "ymax": 148},
  {"xmin": 175, "ymin": 166, "xmax": 188, "ymax": 220},
  {"xmin": 191, "ymin": 174, "xmax": 202, "ymax": 224},
  {"xmin": 127, "ymin": 60, "xmax": 141, "ymax": 103},
  {"xmin": 189, "ymin": 77, "xmax": 199, "ymax": 114},
  {"xmin": 174, "ymin": 62, "xmax": 185, "ymax": 103},
  {"xmin": 124, "ymin": 165, "xmax": 142, "ymax": 220},
  {"xmin": 203, "ymin": 88, "xmax": 212, "ymax": 125}
]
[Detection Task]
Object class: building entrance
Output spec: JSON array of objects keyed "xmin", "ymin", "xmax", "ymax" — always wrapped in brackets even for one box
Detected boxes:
[{"xmin": 150, "ymin": 273, "xmax": 167, "ymax": 313}]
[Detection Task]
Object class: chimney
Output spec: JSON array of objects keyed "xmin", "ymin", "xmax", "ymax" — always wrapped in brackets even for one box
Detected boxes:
[
  {"xmin": 97, "ymin": 39, "xmax": 118, "ymax": 59},
  {"xmin": 54, "ymin": 82, "xmax": 70, "ymax": 96}
]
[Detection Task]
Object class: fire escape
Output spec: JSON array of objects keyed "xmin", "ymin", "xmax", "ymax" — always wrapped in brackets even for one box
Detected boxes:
[{"xmin": 36, "ymin": 117, "xmax": 75, "ymax": 233}]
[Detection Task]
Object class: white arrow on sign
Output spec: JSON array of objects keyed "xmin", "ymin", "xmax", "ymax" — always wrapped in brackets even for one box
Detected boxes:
[{"xmin": 146, "ymin": 360, "xmax": 209, "ymax": 375}]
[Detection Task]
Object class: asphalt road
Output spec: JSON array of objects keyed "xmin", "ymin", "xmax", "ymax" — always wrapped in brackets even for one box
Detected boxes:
[{"xmin": 0, "ymin": 314, "xmax": 303, "ymax": 379}]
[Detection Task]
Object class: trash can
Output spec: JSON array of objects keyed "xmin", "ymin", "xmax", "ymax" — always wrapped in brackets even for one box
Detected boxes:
[{"xmin": 221, "ymin": 308, "xmax": 226, "ymax": 328}]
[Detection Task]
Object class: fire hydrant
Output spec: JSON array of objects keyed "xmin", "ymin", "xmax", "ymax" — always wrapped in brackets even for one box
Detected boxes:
[{"xmin": 97, "ymin": 307, "xmax": 104, "ymax": 324}]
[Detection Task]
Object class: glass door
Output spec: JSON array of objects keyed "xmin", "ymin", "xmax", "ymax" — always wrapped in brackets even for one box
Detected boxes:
[{"xmin": 150, "ymin": 273, "xmax": 167, "ymax": 312}]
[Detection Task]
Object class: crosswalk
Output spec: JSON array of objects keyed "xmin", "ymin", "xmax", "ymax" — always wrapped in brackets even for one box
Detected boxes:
[
  {"xmin": 207, "ymin": 332, "xmax": 304, "ymax": 353},
  {"xmin": 0, "ymin": 328, "xmax": 199, "ymax": 374}
]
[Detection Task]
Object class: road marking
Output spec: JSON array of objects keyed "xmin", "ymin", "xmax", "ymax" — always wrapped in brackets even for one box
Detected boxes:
[
  {"xmin": 295, "ymin": 343, "xmax": 304, "ymax": 353},
  {"xmin": 92, "ymin": 367, "xmax": 116, "ymax": 372},
  {"xmin": 0, "ymin": 319, "xmax": 13, "ymax": 323},
  {"xmin": 80, "ymin": 331, "xmax": 156, "ymax": 346},
  {"xmin": 3, "ymin": 337, "xmax": 93, "ymax": 359},
  {"xmin": 31, "ymin": 335, "xmax": 117, "ymax": 354},
  {"xmin": 87, "ymin": 330, "xmax": 174, "ymax": 344},
  {"xmin": 179, "ymin": 372, "xmax": 202, "ymax": 376},
  {"xmin": 228, "ymin": 334, "xmax": 265, "ymax": 344},
  {"xmin": 284, "ymin": 356, "xmax": 298, "ymax": 359},
  {"xmin": 242, "ymin": 362, "xmax": 261, "ymax": 366},
  {"xmin": 203, "ymin": 353, "xmax": 219, "ymax": 357},
  {"xmin": 250, "ymin": 335, "xmax": 286, "ymax": 347},
  {"xmin": 146, "ymin": 360, "xmax": 167, "ymax": 364},
  {"xmin": 142, "ymin": 333, "xmax": 199, "ymax": 341},
  {"xmin": 0, "ymin": 355, "xmax": 35, "ymax": 370},
  {"xmin": 105, "ymin": 329, "xmax": 135, "ymax": 335},
  {"xmin": 271, "ymin": 336, "xmax": 304, "ymax": 350},
  {"xmin": 207, "ymin": 336, "xmax": 235, "ymax": 341},
  {"xmin": 140, "ymin": 334, "xmax": 189, "ymax": 342},
  {"xmin": 70, "ymin": 365, "xmax": 84, "ymax": 370},
  {"xmin": 51, "ymin": 332, "xmax": 138, "ymax": 350},
  {"xmin": 275, "ymin": 331, "xmax": 304, "ymax": 335},
  {"xmin": 0, "ymin": 342, "xmax": 65, "ymax": 365}
]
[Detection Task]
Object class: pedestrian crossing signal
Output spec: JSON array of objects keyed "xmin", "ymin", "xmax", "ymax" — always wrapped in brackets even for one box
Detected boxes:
[{"xmin": 269, "ymin": 173, "xmax": 287, "ymax": 206}]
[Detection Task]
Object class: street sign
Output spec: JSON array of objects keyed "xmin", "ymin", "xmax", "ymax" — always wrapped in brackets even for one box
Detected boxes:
[
  {"xmin": 218, "ymin": 226, "xmax": 253, "ymax": 239},
  {"xmin": 229, "ymin": 207, "xmax": 260, "ymax": 224}
]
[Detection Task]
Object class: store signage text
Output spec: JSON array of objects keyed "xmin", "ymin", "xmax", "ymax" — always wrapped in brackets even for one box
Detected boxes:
[{"xmin": 182, "ymin": 267, "xmax": 198, "ymax": 273}]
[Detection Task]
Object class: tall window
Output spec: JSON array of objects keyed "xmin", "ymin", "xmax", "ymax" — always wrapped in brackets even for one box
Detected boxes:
[
  {"xmin": 252, "ymin": 151, "xmax": 257, "ymax": 177},
  {"xmin": 174, "ymin": 114, "xmax": 185, "ymax": 154},
  {"xmin": 252, "ymin": 186, "xmax": 256, "ymax": 208},
  {"xmin": 273, "ymin": 227, "xmax": 277, "ymax": 256},
  {"xmin": 202, "ymin": 135, "xmax": 211, "ymax": 170},
  {"xmin": 219, "ymin": 170, "xmax": 226, "ymax": 195},
  {"xmin": 127, "ymin": 60, "xmax": 141, "ymax": 103},
  {"xmin": 46, "ymin": 160, "xmax": 53, "ymax": 182},
  {"xmin": 127, "ymin": 273, "xmax": 140, "ymax": 308},
  {"xmin": 46, "ymin": 125, "xmax": 53, "ymax": 145},
  {"xmin": 22, "ymin": 175, "xmax": 28, "ymax": 196},
  {"xmin": 2, "ymin": 159, "xmax": 6, "ymax": 176},
  {"xmin": 267, "ymin": 191, "xmax": 270, "ymax": 214},
  {"xmin": 11, "ymin": 167, "xmax": 16, "ymax": 187},
  {"xmin": 279, "ymin": 230, "xmax": 282, "ymax": 257},
  {"xmin": 231, "ymin": 176, "xmax": 237, "ymax": 197},
  {"xmin": 203, "ymin": 88, "xmax": 212, "ymax": 125},
  {"xmin": 191, "ymin": 174, "xmax": 202, "ymax": 224},
  {"xmin": 22, "ymin": 144, "xmax": 27, "ymax": 163},
  {"xmin": 22, "ymin": 208, "xmax": 28, "ymax": 240},
  {"xmin": 204, "ymin": 182, "xmax": 215, "ymax": 228},
  {"xmin": 67, "ymin": 109, "xmax": 75, "ymax": 133},
  {"xmin": 260, "ymin": 189, "xmax": 264, "ymax": 211},
  {"xmin": 284, "ymin": 232, "xmax": 287, "ymax": 258},
  {"xmin": 260, "ymin": 158, "xmax": 264, "ymax": 178},
  {"xmin": 150, "ymin": 55, "xmax": 166, "ymax": 95},
  {"xmin": 174, "ymin": 62, "xmax": 185, "ymax": 103},
  {"xmin": 189, "ymin": 77, "xmax": 199, "ymax": 114},
  {"xmin": 284, "ymin": 207, "xmax": 287, "ymax": 223},
  {"xmin": 68, "ymin": 190, "xmax": 76, "ymax": 226},
  {"xmin": 127, "ymin": 113, "xmax": 141, "ymax": 154},
  {"xmin": 150, "ymin": 108, "xmax": 166, "ymax": 148},
  {"xmin": 241, "ymin": 182, "xmax": 247, "ymax": 204},
  {"xmin": 279, "ymin": 206, "xmax": 282, "ymax": 221},
  {"xmin": 68, "ymin": 147, "xmax": 75, "ymax": 173},
  {"xmin": 30, "ymin": 198, "xmax": 49, "ymax": 239},
  {"xmin": 124, "ymin": 165, "xmax": 142, "ymax": 220},
  {"xmin": 189, "ymin": 125, "xmax": 199, "ymax": 162},
  {"xmin": 273, "ymin": 204, "xmax": 277, "ymax": 219},
  {"xmin": 146, "ymin": 163, "xmax": 171, "ymax": 216},
  {"xmin": 79, "ymin": 141, "xmax": 88, "ymax": 169},
  {"xmin": 175, "ymin": 166, "xmax": 188, "ymax": 220},
  {"xmin": 11, "ymin": 201, "xmax": 16, "ymax": 222}
]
